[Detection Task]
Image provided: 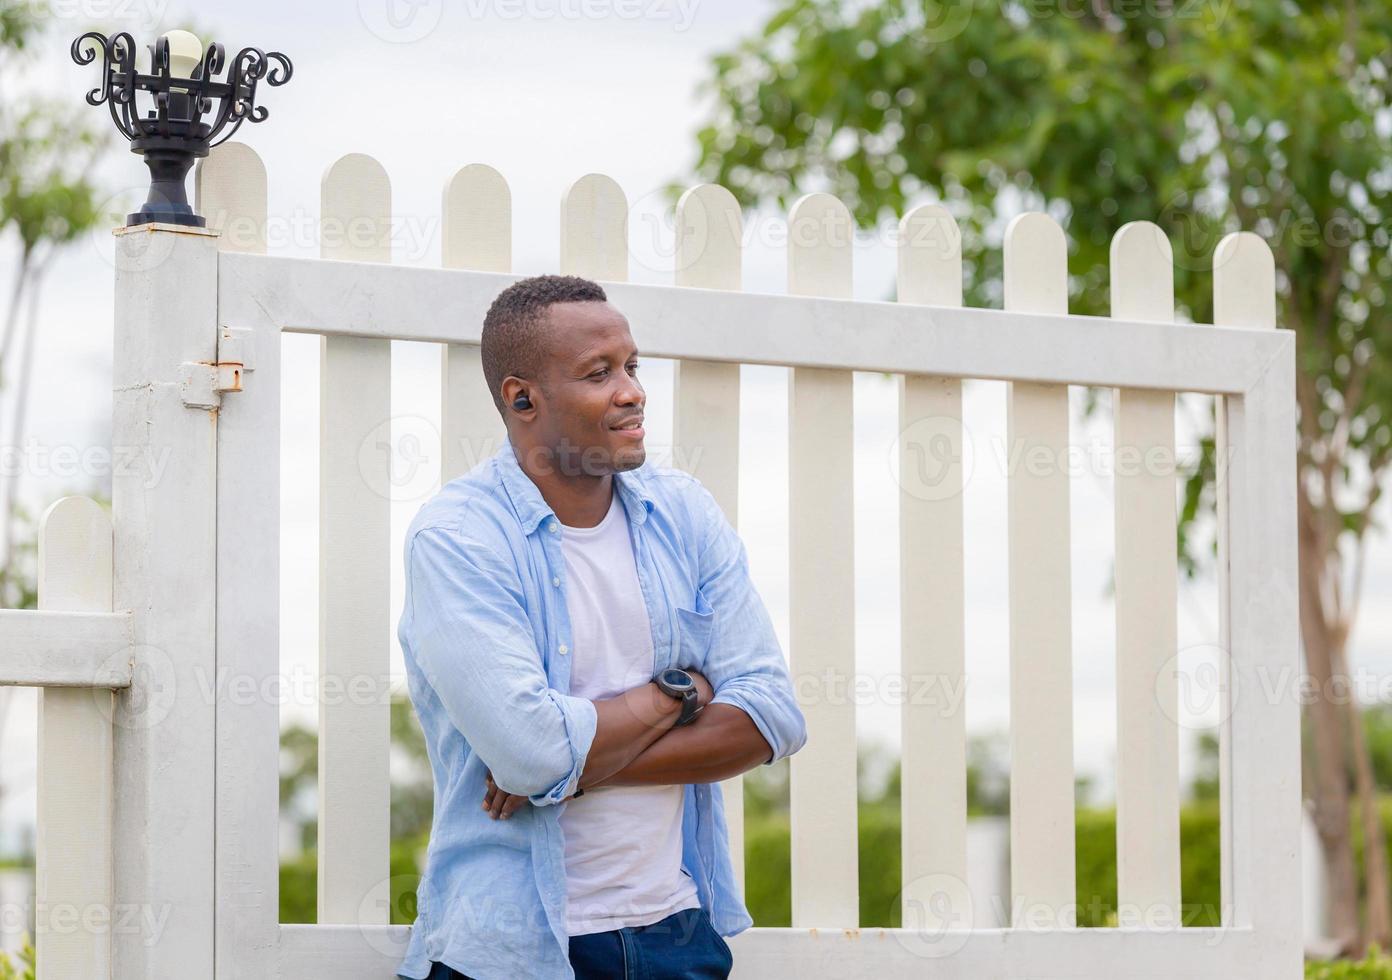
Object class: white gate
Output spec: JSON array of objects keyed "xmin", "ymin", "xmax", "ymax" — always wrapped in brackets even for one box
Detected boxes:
[{"xmin": 0, "ymin": 136, "xmax": 1302, "ymax": 979}]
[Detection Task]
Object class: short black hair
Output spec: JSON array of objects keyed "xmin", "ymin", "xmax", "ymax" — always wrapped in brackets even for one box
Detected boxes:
[{"xmin": 480, "ymin": 274, "xmax": 608, "ymax": 418}]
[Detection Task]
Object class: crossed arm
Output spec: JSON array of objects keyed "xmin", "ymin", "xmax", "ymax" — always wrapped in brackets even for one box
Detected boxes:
[
  {"xmin": 412, "ymin": 479, "xmax": 806, "ymax": 823},
  {"xmin": 481, "ymin": 670, "xmax": 773, "ymax": 820}
]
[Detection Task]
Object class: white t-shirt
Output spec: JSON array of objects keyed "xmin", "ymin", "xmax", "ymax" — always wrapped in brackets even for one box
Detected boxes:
[{"xmin": 557, "ymin": 487, "xmax": 702, "ymax": 936}]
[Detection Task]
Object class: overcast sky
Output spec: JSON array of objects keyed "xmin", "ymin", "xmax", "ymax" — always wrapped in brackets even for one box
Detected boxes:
[{"xmin": 1, "ymin": 0, "xmax": 1388, "ymax": 854}]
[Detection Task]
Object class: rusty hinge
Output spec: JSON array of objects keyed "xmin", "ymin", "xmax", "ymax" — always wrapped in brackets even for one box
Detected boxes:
[{"xmin": 181, "ymin": 326, "xmax": 256, "ymax": 409}]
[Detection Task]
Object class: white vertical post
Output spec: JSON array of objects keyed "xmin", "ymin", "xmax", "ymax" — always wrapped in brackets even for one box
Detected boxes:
[
  {"xmin": 1110, "ymin": 221, "xmax": 1182, "ymax": 926},
  {"xmin": 1213, "ymin": 231, "xmax": 1302, "ymax": 976},
  {"xmin": 195, "ymin": 141, "xmax": 268, "ymax": 253},
  {"xmin": 318, "ymin": 153, "xmax": 392, "ymax": 925},
  {"xmin": 672, "ymin": 183, "xmax": 746, "ymax": 893},
  {"xmin": 197, "ymin": 141, "xmax": 283, "ymax": 979},
  {"xmin": 111, "ymin": 221, "xmax": 221, "ymax": 977},
  {"xmin": 895, "ymin": 204, "xmax": 969, "ymax": 923},
  {"xmin": 561, "ymin": 173, "xmax": 628, "ymax": 282},
  {"xmin": 1002, "ymin": 211, "xmax": 1076, "ymax": 926},
  {"xmin": 36, "ymin": 496, "xmax": 114, "ymax": 980},
  {"xmin": 441, "ymin": 164, "xmax": 510, "ymax": 481},
  {"xmin": 787, "ymin": 192, "xmax": 858, "ymax": 928}
]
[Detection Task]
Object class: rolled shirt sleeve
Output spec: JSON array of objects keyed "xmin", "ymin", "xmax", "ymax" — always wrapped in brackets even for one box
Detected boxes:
[
  {"xmin": 404, "ymin": 525, "xmax": 596, "ymax": 804},
  {"xmin": 685, "ymin": 482, "xmax": 808, "ymax": 766}
]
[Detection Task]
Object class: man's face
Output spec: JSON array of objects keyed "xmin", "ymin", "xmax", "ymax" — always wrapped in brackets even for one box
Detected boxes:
[{"xmin": 527, "ymin": 300, "xmax": 646, "ymax": 475}]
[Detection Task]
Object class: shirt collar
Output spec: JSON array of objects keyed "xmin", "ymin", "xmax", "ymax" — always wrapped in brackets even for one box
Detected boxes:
[{"xmin": 496, "ymin": 435, "xmax": 655, "ymax": 536}]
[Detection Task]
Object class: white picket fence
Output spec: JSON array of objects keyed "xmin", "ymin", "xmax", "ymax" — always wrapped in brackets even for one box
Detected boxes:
[{"xmin": 0, "ymin": 140, "xmax": 1302, "ymax": 978}]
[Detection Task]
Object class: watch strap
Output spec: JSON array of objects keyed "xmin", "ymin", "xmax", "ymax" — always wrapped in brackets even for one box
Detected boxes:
[{"xmin": 675, "ymin": 688, "xmax": 699, "ymax": 727}]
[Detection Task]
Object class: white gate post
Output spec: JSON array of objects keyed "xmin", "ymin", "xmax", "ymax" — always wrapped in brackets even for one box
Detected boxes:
[{"xmin": 110, "ymin": 223, "xmax": 221, "ymax": 979}]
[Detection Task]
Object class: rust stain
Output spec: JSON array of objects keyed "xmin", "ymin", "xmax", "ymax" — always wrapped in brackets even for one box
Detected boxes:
[{"xmin": 111, "ymin": 222, "xmax": 217, "ymax": 239}]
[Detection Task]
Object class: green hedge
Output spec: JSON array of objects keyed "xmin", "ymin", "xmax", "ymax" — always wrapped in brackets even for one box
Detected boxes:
[
  {"xmin": 741, "ymin": 801, "xmax": 1223, "ymax": 928},
  {"xmin": 281, "ymin": 839, "xmax": 423, "ymax": 924},
  {"xmin": 271, "ymin": 800, "xmax": 1392, "ymax": 975},
  {"xmin": 1306, "ymin": 945, "xmax": 1392, "ymax": 978},
  {"xmin": 279, "ymin": 803, "xmax": 1225, "ymax": 928}
]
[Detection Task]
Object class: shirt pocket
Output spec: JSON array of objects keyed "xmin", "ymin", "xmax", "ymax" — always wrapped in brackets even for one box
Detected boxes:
[{"xmin": 673, "ymin": 586, "xmax": 715, "ymax": 669}]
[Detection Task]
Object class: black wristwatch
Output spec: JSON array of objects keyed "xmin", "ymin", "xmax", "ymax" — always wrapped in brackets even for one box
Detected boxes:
[{"xmin": 654, "ymin": 667, "xmax": 701, "ymax": 727}]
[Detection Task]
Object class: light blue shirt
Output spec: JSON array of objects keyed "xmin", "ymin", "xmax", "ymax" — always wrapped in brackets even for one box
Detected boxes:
[{"xmin": 395, "ymin": 437, "xmax": 808, "ymax": 980}]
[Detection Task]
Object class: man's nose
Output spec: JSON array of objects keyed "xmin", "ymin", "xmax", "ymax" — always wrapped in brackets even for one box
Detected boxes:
[{"xmin": 617, "ymin": 376, "xmax": 644, "ymax": 405}]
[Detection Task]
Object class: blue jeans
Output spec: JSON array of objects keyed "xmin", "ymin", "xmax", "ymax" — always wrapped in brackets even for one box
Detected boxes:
[{"xmin": 417, "ymin": 905, "xmax": 733, "ymax": 979}]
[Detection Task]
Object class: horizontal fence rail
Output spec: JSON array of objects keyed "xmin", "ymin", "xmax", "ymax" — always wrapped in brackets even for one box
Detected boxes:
[
  {"xmin": 0, "ymin": 610, "xmax": 133, "ymax": 688},
  {"xmin": 216, "ymin": 252, "xmax": 1286, "ymax": 395},
  {"xmin": 182, "ymin": 143, "xmax": 1303, "ymax": 980}
]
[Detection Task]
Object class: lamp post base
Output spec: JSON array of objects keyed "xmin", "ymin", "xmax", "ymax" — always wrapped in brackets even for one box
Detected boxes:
[
  {"xmin": 127, "ymin": 140, "xmax": 207, "ymax": 229},
  {"xmin": 126, "ymin": 207, "xmax": 206, "ymax": 228}
]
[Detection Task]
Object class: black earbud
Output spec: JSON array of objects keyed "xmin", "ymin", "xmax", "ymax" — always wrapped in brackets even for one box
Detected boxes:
[{"xmin": 512, "ymin": 393, "xmax": 532, "ymax": 412}]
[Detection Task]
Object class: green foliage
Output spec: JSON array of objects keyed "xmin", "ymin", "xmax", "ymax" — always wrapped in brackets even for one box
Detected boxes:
[
  {"xmin": 1364, "ymin": 707, "xmax": 1392, "ymax": 794},
  {"xmin": 280, "ymin": 693, "xmax": 435, "ymax": 855},
  {"xmin": 1072, "ymin": 802, "xmax": 1225, "ymax": 928},
  {"xmin": 0, "ymin": 498, "xmax": 39, "ymax": 610},
  {"xmin": 280, "ymin": 837, "xmax": 425, "ymax": 925},
  {"xmin": 742, "ymin": 801, "xmax": 1222, "ymax": 928},
  {"xmin": 0, "ymin": 935, "xmax": 35, "ymax": 980},
  {"xmin": 272, "ymin": 788, "xmax": 1392, "ymax": 958},
  {"xmin": 0, "ymin": 102, "xmax": 106, "ymax": 257},
  {"xmin": 1307, "ymin": 944, "xmax": 1392, "ymax": 978},
  {"xmin": 280, "ymin": 851, "xmax": 314, "ymax": 923},
  {"xmin": 1190, "ymin": 730, "xmax": 1220, "ymax": 802},
  {"xmin": 0, "ymin": 0, "xmax": 42, "ymax": 61},
  {"xmin": 1346, "ymin": 797, "xmax": 1392, "ymax": 897},
  {"xmin": 687, "ymin": 0, "xmax": 1392, "ymax": 574}
]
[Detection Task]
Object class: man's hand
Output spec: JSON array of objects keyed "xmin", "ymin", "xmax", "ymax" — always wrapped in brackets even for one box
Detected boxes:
[{"xmin": 482, "ymin": 769, "xmax": 530, "ymax": 820}]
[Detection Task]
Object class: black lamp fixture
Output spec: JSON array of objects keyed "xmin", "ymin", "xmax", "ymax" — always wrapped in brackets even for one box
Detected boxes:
[{"xmin": 71, "ymin": 29, "xmax": 293, "ymax": 228}]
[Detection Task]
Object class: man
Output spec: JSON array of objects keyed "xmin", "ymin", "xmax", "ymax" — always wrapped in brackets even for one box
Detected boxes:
[{"xmin": 395, "ymin": 274, "xmax": 808, "ymax": 980}]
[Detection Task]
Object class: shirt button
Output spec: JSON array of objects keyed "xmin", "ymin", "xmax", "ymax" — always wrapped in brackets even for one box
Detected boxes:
[
  {"xmin": 558, "ymin": 644, "xmax": 569, "ymax": 655},
  {"xmin": 548, "ymin": 521, "xmax": 558, "ymax": 534},
  {"xmin": 552, "ymin": 576, "xmax": 561, "ymax": 587}
]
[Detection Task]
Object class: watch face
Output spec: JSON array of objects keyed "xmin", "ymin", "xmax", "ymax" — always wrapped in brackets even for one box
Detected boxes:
[{"xmin": 661, "ymin": 668, "xmax": 693, "ymax": 691}]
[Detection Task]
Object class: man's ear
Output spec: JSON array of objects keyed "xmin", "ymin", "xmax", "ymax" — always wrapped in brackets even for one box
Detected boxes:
[{"xmin": 501, "ymin": 377, "xmax": 535, "ymax": 414}]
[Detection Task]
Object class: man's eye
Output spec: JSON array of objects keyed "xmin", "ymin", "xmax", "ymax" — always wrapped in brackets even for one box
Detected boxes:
[{"xmin": 589, "ymin": 369, "xmax": 608, "ymax": 380}]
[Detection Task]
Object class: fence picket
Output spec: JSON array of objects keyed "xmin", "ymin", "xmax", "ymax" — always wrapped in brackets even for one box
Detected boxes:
[
  {"xmin": 787, "ymin": 192, "xmax": 858, "ymax": 927},
  {"xmin": 672, "ymin": 183, "xmax": 746, "ymax": 893},
  {"xmin": 561, "ymin": 173, "xmax": 628, "ymax": 281},
  {"xmin": 1212, "ymin": 231, "xmax": 1280, "ymax": 933},
  {"xmin": 1110, "ymin": 221, "xmax": 1182, "ymax": 925},
  {"xmin": 1003, "ymin": 211, "xmax": 1076, "ymax": 926},
  {"xmin": 318, "ymin": 153, "xmax": 392, "ymax": 926},
  {"xmin": 442, "ymin": 164, "xmax": 510, "ymax": 482},
  {"xmin": 895, "ymin": 204, "xmax": 969, "ymax": 924},
  {"xmin": 194, "ymin": 141, "xmax": 267, "ymax": 254}
]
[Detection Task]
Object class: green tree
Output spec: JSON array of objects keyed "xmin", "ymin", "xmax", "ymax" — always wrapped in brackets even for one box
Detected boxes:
[
  {"xmin": 871, "ymin": 731, "xmax": 1012, "ymax": 815},
  {"xmin": 684, "ymin": 0, "xmax": 1392, "ymax": 956},
  {"xmin": 1189, "ymin": 730, "xmax": 1220, "ymax": 803},
  {"xmin": 0, "ymin": 4, "xmax": 109, "ymax": 584}
]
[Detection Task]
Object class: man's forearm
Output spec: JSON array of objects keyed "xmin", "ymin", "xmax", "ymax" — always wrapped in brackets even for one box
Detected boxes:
[
  {"xmin": 583, "ymin": 703, "xmax": 772, "ymax": 789},
  {"xmin": 578, "ymin": 681, "xmax": 684, "ymax": 788}
]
